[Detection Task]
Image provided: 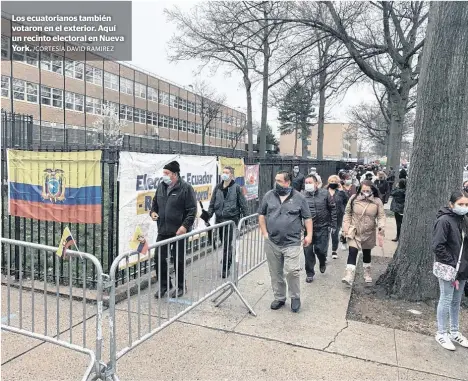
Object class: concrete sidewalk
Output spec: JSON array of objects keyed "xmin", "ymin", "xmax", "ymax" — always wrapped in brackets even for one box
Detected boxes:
[{"xmin": 2, "ymin": 217, "xmax": 468, "ymax": 381}]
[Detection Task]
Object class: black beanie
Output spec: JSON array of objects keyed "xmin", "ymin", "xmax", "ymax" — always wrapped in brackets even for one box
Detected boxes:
[{"xmin": 163, "ymin": 160, "xmax": 180, "ymax": 174}]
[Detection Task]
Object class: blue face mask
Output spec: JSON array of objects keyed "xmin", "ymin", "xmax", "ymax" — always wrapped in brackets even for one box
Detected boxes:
[
  {"xmin": 162, "ymin": 175, "xmax": 172, "ymax": 185},
  {"xmin": 275, "ymin": 183, "xmax": 292, "ymax": 196},
  {"xmin": 453, "ymin": 205, "xmax": 468, "ymax": 216},
  {"xmin": 221, "ymin": 174, "xmax": 230, "ymax": 182}
]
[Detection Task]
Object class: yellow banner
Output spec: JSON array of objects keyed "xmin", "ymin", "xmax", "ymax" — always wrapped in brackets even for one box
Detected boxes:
[{"xmin": 218, "ymin": 157, "xmax": 244, "ymax": 182}]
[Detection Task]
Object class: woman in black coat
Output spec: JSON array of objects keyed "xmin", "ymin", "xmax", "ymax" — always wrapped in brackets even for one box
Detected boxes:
[
  {"xmin": 390, "ymin": 179, "xmax": 406, "ymax": 242},
  {"xmin": 432, "ymin": 191, "xmax": 468, "ymax": 350}
]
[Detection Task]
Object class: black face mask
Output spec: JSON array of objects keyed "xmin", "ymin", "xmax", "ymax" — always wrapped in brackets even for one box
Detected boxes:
[
  {"xmin": 329, "ymin": 183, "xmax": 339, "ymax": 190},
  {"xmin": 275, "ymin": 183, "xmax": 292, "ymax": 196}
]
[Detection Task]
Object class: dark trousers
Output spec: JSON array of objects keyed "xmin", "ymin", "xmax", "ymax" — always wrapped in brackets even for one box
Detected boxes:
[
  {"xmin": 331, "ymin": 216, "xmax": 343, "ymax": 252},
  {"xmin": 347, "ymin": 247, "xmax": 371, "ymax": 265},
  {"xmin": 394, "ymin": 212, "xmax": 403, "ymax": 239},
  {"xmin": 156, "ymin": 233, "xmax": 186, "ymax": 290},
  {"xmin": 304, "ymin": 228, "xmax": 329, "ymax": 277},
  {"xmin": 218, "ymin": 219, "xmax": 237, "ymax": 273}
]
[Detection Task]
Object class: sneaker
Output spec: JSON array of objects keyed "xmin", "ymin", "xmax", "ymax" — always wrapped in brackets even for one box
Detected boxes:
[
  {"xmin": 340, "ymin": 243, "xmax": 347, "ymax": 251},
  {"xmin": 306, "ymin": 276, "xmax": 314, "ymax": 283},
  {"xmin": 435, "ymin": 333, "xmax": 456, "ymax": 351},
  {"xmin": 332, "ymin": 252, "xmax": 338, "ymax": 259},
  {"xmin": 320, "ymin": 263, "xmax": 327, "ymax": 274},
  {"xmin": 291, "ymin": 298, "xmax": 301, "ymax": 313},
  {"xmin": 450, "ymin": 332, "xmax": 468, "ymax": 348},
  {"xmin": 270, "ymin": 300, "xmax": 285, "ymax": 310}
]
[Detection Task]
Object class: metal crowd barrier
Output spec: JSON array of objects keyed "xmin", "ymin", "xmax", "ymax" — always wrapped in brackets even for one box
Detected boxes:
[
  {"xmin": 212, "ymin": 214, "xmax": 266, "ymax": 307},
  {"xmin": 0, "ymin": 238, "xmax": 107, "ymax": 381},
  {"xmin": 104, "ymin": 220, "xmax": 256, "ymax": 379}
]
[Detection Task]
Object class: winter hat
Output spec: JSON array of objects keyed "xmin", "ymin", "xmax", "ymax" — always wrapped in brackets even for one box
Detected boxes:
[{"xmin": 163, "ymin": 160, "xmax": 180, "ymax": 174}]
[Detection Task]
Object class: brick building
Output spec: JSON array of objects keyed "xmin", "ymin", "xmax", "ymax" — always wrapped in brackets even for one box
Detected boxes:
[{"xmin": 1, "ymin": 15, "xmax": 246, "ymax": 153}]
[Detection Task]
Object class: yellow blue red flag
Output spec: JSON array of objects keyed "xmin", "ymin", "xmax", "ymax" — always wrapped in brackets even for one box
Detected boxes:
[
  {"xmin": 7, "ymin": 150, "xmax": 102, "ymax": 223},
  {"xmin": 56, "ymin": 227, "xmax": 76, "ymax": 257}
]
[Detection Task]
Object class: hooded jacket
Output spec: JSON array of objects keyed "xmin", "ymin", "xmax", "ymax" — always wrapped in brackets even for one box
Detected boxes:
[
  {"xmin": 390, "ymin": 188, "xmax": 406, "ymax": 214},
  {"xmin": 304, "ymin": 188, "xmax": 337, "ymax": 230},
  {"xmin": 432, "ymin": 207, "xmax": 468, "ymax": 281}
]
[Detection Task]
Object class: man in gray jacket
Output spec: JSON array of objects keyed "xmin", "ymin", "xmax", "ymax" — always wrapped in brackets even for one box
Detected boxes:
[
  {"xmin": 259, "ymin": 170, "xmax": 312, "ymax": 313},
  {"xmin": 207, "ymin": 166, "xmax": 248, "ymax": 278}
]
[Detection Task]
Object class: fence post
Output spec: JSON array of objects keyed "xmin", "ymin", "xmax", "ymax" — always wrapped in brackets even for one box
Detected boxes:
[{"xmin": 107, "ymin": 150, "xmax": 116, "ymax": 274}]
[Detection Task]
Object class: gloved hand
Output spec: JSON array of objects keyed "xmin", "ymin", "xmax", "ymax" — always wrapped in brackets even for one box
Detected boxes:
[{"xmin": 200, "ymin": 209, "xmax": 210, "ymax": 223}]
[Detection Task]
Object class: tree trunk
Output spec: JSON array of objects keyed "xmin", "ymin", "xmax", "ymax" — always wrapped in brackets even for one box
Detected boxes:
[
  {"xmin": 377, "ymin": 2, "xmax": 468, "ymax": 301},
  {"xmin": 302, "ymin": 122, "xmax": 309, "ymax": 159},
  {"xmin": 385, "ymin": 94, "xmax": 405, "ymax": 171},
  {"xmin": 201, "ymin": 128, "xmax": 206, "ymax": 154},
  {"xmin": 244, "ymin": 76, "xmax": 254, "ymax": 158},
  {"xmin": 259, "ymin": 9, "xmax": 269, "ymax": 159},
  {"xmin": 294, "ymin": 123, "xmax": 298, "ymax": 157},
  {"xmin": 317, "ymin": 70, "xmax": 326, "ymax": 160}
]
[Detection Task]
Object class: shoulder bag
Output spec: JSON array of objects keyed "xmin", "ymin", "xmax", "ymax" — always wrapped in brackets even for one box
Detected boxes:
[{"xmin": 433, "ymin": 231, "xmax": 465, "ymax": 282}]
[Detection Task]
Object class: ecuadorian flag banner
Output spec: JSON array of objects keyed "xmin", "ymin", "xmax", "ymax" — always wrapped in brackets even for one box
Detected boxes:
[{"xmin": 7, "ymin": 150, "xmax": 102, "ymax": 224}]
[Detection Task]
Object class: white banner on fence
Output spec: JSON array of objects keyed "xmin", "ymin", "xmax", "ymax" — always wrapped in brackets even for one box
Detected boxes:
[{"xmin": 118, "ymin": 152, "xmax": 217, "ymax": 268}]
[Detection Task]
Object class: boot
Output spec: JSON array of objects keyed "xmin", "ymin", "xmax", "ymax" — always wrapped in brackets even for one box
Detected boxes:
[
  {"xmin": 363, "ymin": 263, "xmax": 372, "ymax": 283},
  {"xmin": 342, "ymin": 264, "xmax": 356, "ymax": 287}
]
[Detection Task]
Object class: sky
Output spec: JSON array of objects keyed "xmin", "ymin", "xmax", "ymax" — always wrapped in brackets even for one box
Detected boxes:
[{"xmin": 127, "ymin": 1, "xmax": 377, "ymax": 136}]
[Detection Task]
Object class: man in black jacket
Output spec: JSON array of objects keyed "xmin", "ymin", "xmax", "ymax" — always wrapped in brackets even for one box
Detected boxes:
[
  {"xmin": 303, "ymin": 174, "xmax": 337, "ymax": 282},
  {"xmin": 150, "ymin": 160, "xmax": 197, "ymax": 298},
  {"xmin": 292, "ymin": 165, "xmax": 305, "ymax": 192},
  {"xmin": 206, "ymin": 166, "xmax": 248, "ymax": 278}
]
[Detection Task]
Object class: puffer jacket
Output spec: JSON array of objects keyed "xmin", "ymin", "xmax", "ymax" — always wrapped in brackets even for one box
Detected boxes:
[
  {"xmin": 432, "ymin": 207, "xmax": 468, "ymax": 281},
  {"xmin": 208, "ymin": 180, "xmax": 248, "ymax": 222},
  {"xmin": 304, "ymin": 188, "xmax": 337, "ymax": 230},
  {"xmin": 390, "ymin": 188, "xmax": 406, "ymax": 214},
  {"xmin": 342, "ymin": 194, "xmax": 386, "ymax": 250}
]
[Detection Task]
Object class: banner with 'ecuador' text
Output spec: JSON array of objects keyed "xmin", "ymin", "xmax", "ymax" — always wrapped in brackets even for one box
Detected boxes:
[{"xmin": 118, "ymin": 152, "xmax": 217, "ymax": 265}]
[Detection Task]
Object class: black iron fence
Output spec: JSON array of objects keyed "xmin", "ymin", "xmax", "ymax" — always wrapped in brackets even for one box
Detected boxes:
[{"xmin": 1, "ymin": 111, "xmax": 350, "ymax": 286}]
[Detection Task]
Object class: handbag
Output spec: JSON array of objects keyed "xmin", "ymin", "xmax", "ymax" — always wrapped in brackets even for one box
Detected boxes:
[
  {"xmin": 433, "ymin": 231, "xmax": 465, "ymax": 282},
  {"xmin": 346, "ymin": 202, "xmax": 370, "ymax": 239}
]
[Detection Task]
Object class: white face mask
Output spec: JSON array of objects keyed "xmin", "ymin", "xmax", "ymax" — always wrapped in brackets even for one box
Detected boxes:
[
  {"xmin": 453, "ymin": 205, "xmax": 468, "ymax": 215},
  {"xmin": 162, "ymin": 175, "xmax": 172, "ymax": 185},
  {"xmin": 305, "ymin": 183, "xmax": 316, "ymax": 192},
  {"xmin": 362, "ymin": 191, "xmax": 372, "ymax": 198}
]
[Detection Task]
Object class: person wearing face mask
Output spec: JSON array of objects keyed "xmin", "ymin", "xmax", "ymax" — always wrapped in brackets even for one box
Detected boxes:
[
  {"xmin": 374, "ymin": 171, "xmax": 390, "ymax": 204},
  {"xmin": 328, "ymin": 175, "xmax": 349, "ymax": 260},
  {"xmin": 259, "ymin": 170, "xmax": 313, "ymax": 313},
  {"xmin": 341, "ymin": 180, "xmax": 386, "ymax": 286},
  {"xmin": 390, "ymin": 179, "xmax": 406, "ymax": 242},
  {"xmin": 342, "ymin": 174, "xmax": 357, "ymax": 197},
  {"xmin": 309, "ymin": 167, "xmax": 322, "ymax": 188},
  {"xmin": 206, "ymin": 166, "xmax": 248, "ymax": 278},
  {"xmin": 291, "ymin": 165, "xmax": 305, "ymax": 192},
  {"xmin": 432, "ymin": 191, "xmax": 468, "ymax": 351},
  {"xmin": 150, "ymin": 160, "xmax": 197, "ymax": 298},
  {"xmin": 303, "ymin": 175, "xmax": 337, "ymax": 281}
]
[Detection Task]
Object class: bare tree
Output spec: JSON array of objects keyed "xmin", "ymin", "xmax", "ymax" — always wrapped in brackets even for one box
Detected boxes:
[
  {"xmin": 191, "ymin": 81, "xmax": 226, "ymax": 153},
  {"xmin": 376, "ymin": 2, "xmax": 468, "ymax": 300},
  {"xmin": 92, "ymin": 103, "xmax": 126, "ymax": 148},
  {"xmin": 166, "ymin": 2, "xmax": 256, "ymax": 157},
  {"xmin": 228, "ymin": 119, "xmax": 248, "ymax": 154}
]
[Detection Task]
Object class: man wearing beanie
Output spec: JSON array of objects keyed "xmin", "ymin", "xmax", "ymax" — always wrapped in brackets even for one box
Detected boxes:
[{"xmin": 150, "ymin": 160, "xmax": 197, "ymax": 298}]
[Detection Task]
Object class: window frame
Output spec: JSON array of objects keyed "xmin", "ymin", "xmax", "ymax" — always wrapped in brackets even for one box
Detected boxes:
[
  {"xmin": 86, "ymin": 96, "xmax": 102, "ymax": 115},
  {"xmin": 65, "ymin": 91, "xmax": 84, "ymax": 112},
  {"xmin": 1, "ymin": 75, "xmax": 10, "ymax": 98},
  {"xmin": 104, "ymin": 71, "xmax": 119, "ymax": 91},
  {"xmin": 65, "ymin": 59, "xmax": 84, "ymax": 80},
  {"xmin": 85, "ymin": 65, "xmax": 103, "ymax": 86},
  {"xmin": 135, "ymin": 82, "xmax": 146, "ymax": 99},
  {"xmin": 120, "ymin": 77, "xmax": 133, "ymax": 95},
  {"xmin": 2, "ymin": 35, "xmax": 10, "ymax": 59}
]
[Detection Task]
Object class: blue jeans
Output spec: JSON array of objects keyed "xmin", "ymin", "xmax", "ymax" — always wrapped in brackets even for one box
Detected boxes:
[{"xmin": 437, "ymin": 279, "xmax": 467, "ymax": 334}]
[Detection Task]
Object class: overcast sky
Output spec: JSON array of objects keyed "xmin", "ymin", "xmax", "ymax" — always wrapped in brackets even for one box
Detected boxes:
[{"xmin": 127, "ymin": 0, "xmax": 377, "ymax": 135}]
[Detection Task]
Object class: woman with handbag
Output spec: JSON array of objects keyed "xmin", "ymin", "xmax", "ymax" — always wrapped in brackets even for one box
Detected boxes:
[
  {"xmin": 341, "ymin": 180, "xmax": 386, "ymax": 286},
  {"xmin": 432, "ymin": 190, "xmax": 468, "ymax": 350}
]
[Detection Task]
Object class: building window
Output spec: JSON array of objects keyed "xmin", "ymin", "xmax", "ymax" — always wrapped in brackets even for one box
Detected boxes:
[
  {"xmin": 2, "ymin": 35, "xmax": 10, "ymax": 59},
  {"xmin": 11, "ymin": 42, "xmax": 38, "ymax": 66},
  {"xmin": 104, "ymin": 71, "xmax": 119, "ymax": 91},
  {"xmin": 147, "ymin": 111, "xmax": 158, "ymax": 126},
  {"xmin": 168, "ymin": 116, "xmax": 178, "ymax": 130},
  {"xmin": 120, "ymin": 104, "xmax": 133, "ymax": 121},
  {"xmin": 86, "ymin": 65, "xmax": 103, "ymax": 86},
  {"xmin": 13, "ymin": 79, "xmax": 38, "ymax": 103},
  {"xmin": 148, "ymin": 87, "xmax": 158, "ymax": 102},
  {"xmin": 40, "ymin": 52, "xmax": 63, "ymax": 74},
  {"xmin": 65, "ymin": 59, "xmax": 84, "ymax": 80},
  {"xmin": 1, "ymin": 75, "xmax": 10, "ymax": 98},
  {"xmin": 169, "ymin": 94, "xmax": 178, "ymax": 109},
  {"xmin": 103, "ymin": 100, "xmax": 119, "ymax": 116},
  {"xmin": 158, "ymin": 114, "xmax": 168, "ymax": 128},
  {"xmin": 120, "ymin": 77, "xmax": 133, "ymax": 95},
  {"xmin": 187, "ymin": 101, "xmax": 195, "ymax": 114},
  {"xmin": 178, "ymin": 98, "xmax": 187, "ymax": 111},
  {"xmin": 179, "ymin": 119, "xmax": 187, "ymax": 131},
  {"xmin": 41, "ymin": 85, "xmax": 63, "ymax": 108},
  {"xmin": 135, "ymin": 83, "xmax": 146, "ymax": 99},
  {"xmin": 65, "ymin": 92, "xmax": 83, "ymax": 112},
  {"xmin": 159, "ymin": 91, "xmax": 169, "ymax": 106},
  {"xmin": 196, "ymin": 124, "xmax": 202, "ymax": 135},
  {"xmin": 134, "ymin": 108, "xmax": 146, "ymax": 123},
  {"xmin": 86, "ymin": 96, "xmax": 102, "ymax": 115}
]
